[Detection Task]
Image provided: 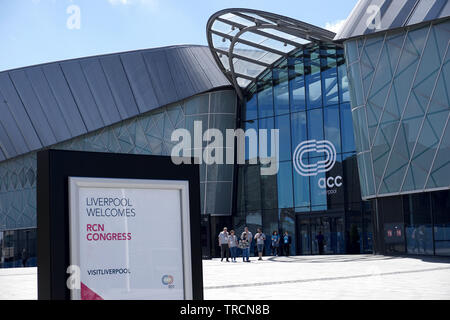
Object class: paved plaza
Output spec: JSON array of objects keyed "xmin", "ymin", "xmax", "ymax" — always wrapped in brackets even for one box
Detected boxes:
[
  {"xmin": 203, "ymin": 255, "xmax": 450, "ymax": 300},
  {"xmin": 1, "ymin": 255, "xmax": 450, "ymax": 300}
]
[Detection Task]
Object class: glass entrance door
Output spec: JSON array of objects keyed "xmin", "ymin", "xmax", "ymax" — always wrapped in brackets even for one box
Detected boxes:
[
  {"xmin": 297, "ymin": 219, "xmax": 312, "ymax": 255},
  {"xmin": 311, "ymin": 217, "xmax": 331, "ymax": 254},
  {"xmin": 296, "ymin": 214, "xmax": 345, "ymax": 255}
]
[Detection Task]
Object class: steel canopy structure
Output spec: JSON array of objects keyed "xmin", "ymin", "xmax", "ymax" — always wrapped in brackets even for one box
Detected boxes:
[{"xmin": 206, "ymin": 8, "xmax": 336, "ymax": 99}]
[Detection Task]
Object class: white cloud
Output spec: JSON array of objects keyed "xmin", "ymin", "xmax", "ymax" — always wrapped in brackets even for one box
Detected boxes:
[
  {"xmin": 324, "ymin": 19, "xmax": 347, "ymax": 34},
  {"xmin": 107, "ymin": 0, "xmax": 158, "ymax": 9}
]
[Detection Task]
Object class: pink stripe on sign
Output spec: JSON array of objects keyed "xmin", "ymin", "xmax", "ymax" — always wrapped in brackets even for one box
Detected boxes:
[{"xmin": 81, "ymin": 282, "xmax": 103, "ymax": 300}]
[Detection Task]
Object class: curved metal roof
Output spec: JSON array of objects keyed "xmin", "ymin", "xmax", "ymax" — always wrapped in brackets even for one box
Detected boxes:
[
  {"xmin": 0, "ymin": 45, "xmax": 231, "ymax": 163},
  {"xmin": 206, "ymin": 8, "xmax": 336, "ymax": 99},
  {"xmin": 335, "ymin": 0, "xmax": 450, "ymax": 41}
]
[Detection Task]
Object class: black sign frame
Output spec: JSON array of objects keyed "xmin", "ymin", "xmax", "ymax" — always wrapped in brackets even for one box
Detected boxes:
[{"xmin": 37, "ymin": 149, "xmax": 203, "ymax": 300}]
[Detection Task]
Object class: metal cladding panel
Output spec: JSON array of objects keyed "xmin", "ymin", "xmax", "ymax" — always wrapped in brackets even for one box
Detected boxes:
[
  {"xmin": 41, "ymin": 64, "xmax": 87, "ymax": 137},
  {"xmin": 189, "ymin": 46, "xmax": 230, "ymax": 88},
  {"xmin": 164, "ymin": 48, "xmax": 197, "ymax": 99},
  {"xmin": 174, "ymin": 47, "xmax": 213, "ymax": 94},
  {"xmin": 99, "ymin": 55, "xmax": 140, "ymax": 119},
  {"xmin": 24, "ymin": 67, "xmax": 72, "ymax": 142},
  {"xmin": 0, "ymin": 73, "xmax": 42, "ymax": 152},
  {"xmin": 9, "ymin": 70, "xmax": 57, "ymax": 146},
  {"xmin": 0, "ymin": 95, "xmax": 27, "ymax": 156},
  {"xmin": 0, "ymin": 117, "xmax": 17, "ymax": 158},
  {"xmin": 120, "ymin": 52, "xmax": 160, "ymax": 113},
  {"xmin": 60, "ymin": 61, "xmax": 105, "ymax": 131},
  {"xmin": 79, "ymin": 58, "xmax": 122, "ymax": 125},
  {"xmin": 141, "ymin": 49, "xmax": 181, "ymax": 106},
  {"xmin": 0, "ymin": 45, "xmax": 232, "ymax": 163},
  {"xmin": 335, "ymin": 0, "xmax": 450, "ymax": 40}
]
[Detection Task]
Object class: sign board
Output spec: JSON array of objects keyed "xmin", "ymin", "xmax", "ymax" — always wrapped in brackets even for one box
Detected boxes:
[
  {"xmin": 37, "ymin": 150, "xmax": 202, "ymax": 300},
  {"xmin": 69, "ymin": 178, "xmax": 192, "ymax": 300}
]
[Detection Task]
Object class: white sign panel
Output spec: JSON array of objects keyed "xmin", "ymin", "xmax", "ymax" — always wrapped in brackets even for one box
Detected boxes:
[{"xmin": 68, "ymin": 177, "xmax": 192, "ymax": 300}]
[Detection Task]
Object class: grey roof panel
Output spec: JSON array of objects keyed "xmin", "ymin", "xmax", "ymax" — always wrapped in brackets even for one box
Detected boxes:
[
  {"xmin": 189, "ymin": 46, "xmax": 229, "ymax": 88},
  {"xmin": 99, "ymin": 55, "xmax": 140, "ymax": 119},
  {"xmin": 41, "ymin": 63, "xmax": 87, "ymax": 137},
  {"xmin": 0, "ymin": 45, "xmax": 232, "ymax": 162},
  {"xmin": 120, "ymin": 52, "xmax": 160, "ymax": 113},
  {"xmin": 175, "ymin": 47, "xmax": 213, "ymax": 94},
  {"xmin": 60, "ymin": 61, "xmax": 106, "ymax": 131},
  {"xmin": 24, "ymin": 67, "xmax": 72, "ymax": 142},
  {"xmin": 0, "ymin": 92, "xmax": 29, "ymax": 156},
  {"xmin": 0, "ymin": 115, "xmax": 18, "ymax": 158},
  {"xmin": 9, "ymin": 70, "xmax": 58, "ymax": 146},
  {"xmin": 141, "ymin": 49, "xmax": 181, "ymax": 106},
  {"xmin": 335, "ymin": 0, "xmax": 450, "ymax": 40},
  {"xmin": 80, "ymin": 58, "xmax": 122, "ymax": 125},
  {"xmin": 165, "ymin": 49, "xmax": 197, "ymax": 99},
  {"xmin": 0, "ymin": 73, "xmax": 42, "ymax": 151}
]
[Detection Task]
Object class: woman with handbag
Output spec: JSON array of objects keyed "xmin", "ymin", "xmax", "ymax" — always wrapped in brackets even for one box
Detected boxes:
[{"xmin": 239, "ymin": 231, "xmax": 251, "ymax": 262}]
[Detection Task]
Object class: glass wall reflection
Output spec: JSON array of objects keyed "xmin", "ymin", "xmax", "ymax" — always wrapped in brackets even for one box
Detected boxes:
[
  {"xmin": 0, "ymin": 228, "xmax": 36, "ymax": 268},
  {"xmin": 237, "ymin": 44, "xmax": 370, "ymax": 255},
  {"xmin": 374, "ymin": 190, "xmax": 450, "ymax": 256}
]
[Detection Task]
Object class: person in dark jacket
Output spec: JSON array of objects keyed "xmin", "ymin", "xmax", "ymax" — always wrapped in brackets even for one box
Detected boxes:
[
  {"xmin": 21, "ymin": 249, "xmax": 28, "ymax": 267},
  {"xmin": 316, "ymin": 231, "xmax": 325, "ymax": 255},
  {"xmin": 271, "ymin": 231, "xmax": 280, "ymax": 256},
  {"xmin": 282, "ymin": 231, "xmax": 292, "ymax": 256}
]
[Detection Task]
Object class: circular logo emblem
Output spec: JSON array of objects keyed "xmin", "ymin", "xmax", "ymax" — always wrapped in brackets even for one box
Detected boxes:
[
  {"xmin": 293, "ymin": 140, "xmax": 337, "ymax": 177},
  {"xmin": 161, "ymin": 275, "xmax": 174, "ymax": 285}
]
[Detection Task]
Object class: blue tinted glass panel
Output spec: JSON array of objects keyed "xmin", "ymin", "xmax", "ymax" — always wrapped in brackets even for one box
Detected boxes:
[
  {"xmin": 324, "ymin": 105, "xmax": 342, "ymax": 154},
  {"xmin": 306, "ymin": 60, "xmax": 322, "ymax": 109},
  {"xmin": 245, "ymin": 93, "xmax": 258, "ymax": 121},
  {"xmin": 258, "ymin": 117, "xmax": 274, "ymax": 160},
  {"xmin": 289, "ymin": 58, "xmax": 306, "ymax": 112},
  {"xmin": 273, "ymin": 64, "xmax": 290, "ymax": 116},
  {"xmin": 291, "ymin": 111, "xmax": 307, "ymax": 153},
  {"xmin": 244, "ymin": 120, "xmax": 258, "ymax": 161},
  {"xmin": 277, "ymin": 161, "xmax": 294, "ymax": 208},
  {"xmin": 322, "ymin": 67, "xmax": 339, "ymax": 106},
  {"xmin": 257, "ymin": 73, "xmax": 274, "ymax": 118},
  {"xmin": 307, "ymin": 108, "xmax": 324, "ymax": 141},
  {"xmin": 275, "ymin": 114, "xmax": 292, "ymax": 162},
  {"xmin": 310, "ymin": 155, "xmax": 327, "ymax": 208},
  {"xmin": 293, "ymin": 157, "xmax": 310, "ymax": 208}
]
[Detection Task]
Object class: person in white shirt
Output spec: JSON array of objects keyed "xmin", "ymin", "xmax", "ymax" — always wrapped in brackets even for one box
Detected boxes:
[
  {"xmin": 218, "ymin": 227, "xmax": 230, "ymax": 262},
  {"xmin": 254, "ymin": 228, "xmax": 266, "ymax": 261},
  {"xmin": 228, "ymin": 230, "xmax": 238, "ymax": 262},
  {"xmin": 240, "ymin": 227, "xmax": 253, "ymax": 262}
]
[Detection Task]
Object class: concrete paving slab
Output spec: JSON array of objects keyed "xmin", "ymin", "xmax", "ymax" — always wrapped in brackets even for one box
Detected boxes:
[{"xmin": 1, "ymin": 255, "xmax": 449, "ymax": 300}]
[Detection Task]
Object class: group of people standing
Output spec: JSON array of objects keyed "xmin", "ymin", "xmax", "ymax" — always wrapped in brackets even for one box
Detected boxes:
[{"xmin": 218, "ymin": 227, "xmax": 292, "ymax": 262}]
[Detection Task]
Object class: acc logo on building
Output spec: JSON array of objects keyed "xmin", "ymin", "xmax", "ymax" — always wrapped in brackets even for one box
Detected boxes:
[{"xmin": 293, "ymin": 140, "xmax": 337, "ymax": 177}]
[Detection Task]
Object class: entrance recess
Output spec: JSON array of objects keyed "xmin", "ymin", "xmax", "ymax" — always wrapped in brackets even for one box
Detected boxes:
[{"xmin": 296, "ymin": 213, "xmax": 345, "ymax": 255}]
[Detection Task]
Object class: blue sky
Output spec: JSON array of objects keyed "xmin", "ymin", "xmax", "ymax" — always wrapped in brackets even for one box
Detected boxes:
[{"xmin": 0, "ymin": 0, "xmax": 358, "ymax": 72}]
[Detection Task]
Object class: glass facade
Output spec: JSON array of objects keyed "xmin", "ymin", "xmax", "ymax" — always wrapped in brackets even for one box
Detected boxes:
[
  {"xmin": 373, "ymin": 190, "xmax": 450, "ymax": 256},
  {"xmin": 344, "ymin": 18, "xmax": 450, "ymax": 257},
  {"xmin": 236, "ymin": 44, "xmax": 372, "ymax": 256},
  {"xmin": 345, "ymin": 19, "xmax": 450, "ymax": 199},
  {"xmin": 0, "ymin": 228, "xmax": 36, "ymax": 268},
  {"xmin": 0, "ymin": 89, "xmax": 237, "ymax": 267}
]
